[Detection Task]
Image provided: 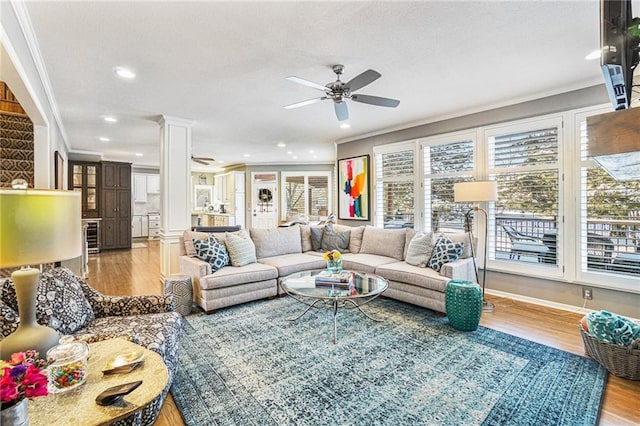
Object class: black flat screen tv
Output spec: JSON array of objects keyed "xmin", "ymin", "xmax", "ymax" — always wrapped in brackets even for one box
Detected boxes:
[{"xmin": 600, "ymin": 0, "xmax": 639, "ymax": 110}]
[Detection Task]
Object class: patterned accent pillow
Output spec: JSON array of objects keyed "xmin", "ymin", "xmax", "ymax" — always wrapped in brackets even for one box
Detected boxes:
[
  {"xmin": 321, "ymin": 228, "xmax": 351, "ymax": 252},
  {"xmin": 225, "ymin": 231, "xmax": 257, "ymax": 267},
  {"xmin": 405, "ymin": 232, "xmax": 436, "ymax": 267},
  {"xmin": 193, "ymin": 235, "xmax": 230, "ymax": 271},
  {"xmin": 427, "ymin": 235, "xmax": 464, "ymax": 272},
  {"xmin": 0, "ymin": 299, "xmax": 19, "ymax": 338}
]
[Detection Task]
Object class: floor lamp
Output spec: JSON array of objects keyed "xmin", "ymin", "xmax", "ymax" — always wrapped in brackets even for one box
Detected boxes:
[
  {"xmin": 454, "ymin": 181, "xmax": 498, "ymax": 312},
  {"xmin": 0, "ymin": 184, "xmax": 82, "ymax": 359}
]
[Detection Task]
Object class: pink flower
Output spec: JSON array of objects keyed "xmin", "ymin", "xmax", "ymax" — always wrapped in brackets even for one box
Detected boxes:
[
  {"xmin": 0, "ymin": 369, "xmax": 19, "ymax": 403},
  {"xmin": 9, "ymin": 353, "xmax": 25, "ymax": 365},
  {"xmin": 22, "ymin": 366, "xmax": 48, "ymax": 398}
]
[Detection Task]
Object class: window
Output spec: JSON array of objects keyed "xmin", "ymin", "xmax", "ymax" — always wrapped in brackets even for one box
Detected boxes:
[
  {"xmin": 579, "ymin": 118, "xmax": 640, "ymax": 287},
  {"xmin": 486, "ymin": 120, "xmax": 561, "ymax": 271},
  {"xmin": 281, "ymin": 172, "xmax": 331, "ymax": 221},
  {"xmin": 422, "ymin": 136, "xmax": 475, "ymax": 233},
  {"xmin": 374, "ymin": 143, "xmax": 415, "ymax": 229}
]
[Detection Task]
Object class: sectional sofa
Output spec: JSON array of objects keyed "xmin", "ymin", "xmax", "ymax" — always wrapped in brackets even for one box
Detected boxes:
[{"xmin": 179, "ymin": 224, "xmax": 476, "ymax": 314}]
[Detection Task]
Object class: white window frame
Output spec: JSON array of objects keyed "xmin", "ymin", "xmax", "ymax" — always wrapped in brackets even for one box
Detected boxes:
[
  {"xmin": 372, "ymin": 140, "xmax": 419, "ymax": 228},
  {"xmin": 280, "ymin": 171, "xmax": 332, "ymax": 221}
]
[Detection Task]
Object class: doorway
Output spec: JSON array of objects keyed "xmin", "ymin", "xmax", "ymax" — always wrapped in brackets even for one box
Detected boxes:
[{"xmin": 251, "ymin": 172, "xmax": 278, "ymax": 229}]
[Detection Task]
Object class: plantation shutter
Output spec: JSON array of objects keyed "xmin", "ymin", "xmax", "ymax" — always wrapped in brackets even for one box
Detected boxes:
[
  {"xmin": 488, "ymin": 125, "xmax": 560, "ymax": 266},
  {"xmin": 423, "ymin": 139, "xmax": 474, "ymax": 232},
  {"xmin": 374, "ymin": 144, "xmax": 415, "ymax": 229}
]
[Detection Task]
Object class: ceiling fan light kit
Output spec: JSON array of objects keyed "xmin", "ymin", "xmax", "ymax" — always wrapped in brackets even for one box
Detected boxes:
[{"xmin": 284, "ymin": 64, "xmax": 400, "ymax": 121}]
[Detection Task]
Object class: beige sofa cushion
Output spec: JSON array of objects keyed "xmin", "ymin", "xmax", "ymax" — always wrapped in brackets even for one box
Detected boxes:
[
  {"xmin": 405, "ymin": 231, "xmax": 436, "ymax": 267},
  {"xmin": 250, "ymin": 226, "xmax": 302, "ymax": 259},
  {"xmin": 359, "ymin": 226, "xmax": 406, "ymax": 260},
  {"xmin": 341, "ymin": 253, "xmax": 397, "ymax": 273},
  {"xmin": 226, "ymin": 230, "xmax": 257, "ymax": 267},
  {"xmin": 258, "ymin": 253, "xmax": 326, "ymax": 277},
  {"xmin": 199, "ymin": 263, "xmax": 278, "ymax": 290},
  {"xmin": 375, "ymin": 261, "xmax": 449, "ymax": 293},
  {"xmin": 334, "ymin": 224, "xmax": 364, "ymax": 254}
]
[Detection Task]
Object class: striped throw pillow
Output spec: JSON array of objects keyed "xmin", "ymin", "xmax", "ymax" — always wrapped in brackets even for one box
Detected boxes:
[{"xmin": 225, "ymin": 231, "xmax": 257, "ymax": 267}]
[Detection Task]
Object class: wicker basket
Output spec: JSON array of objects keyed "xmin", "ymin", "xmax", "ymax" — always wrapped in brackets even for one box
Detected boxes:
[{"xmin": 579, "ymin": 324, "xmax": 640, "ymax": 380}]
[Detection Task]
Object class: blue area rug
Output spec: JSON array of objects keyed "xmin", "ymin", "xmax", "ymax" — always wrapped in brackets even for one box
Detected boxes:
[{"xmin": 171, "ymin": 297, "xmax": 607, "ymax": 425}]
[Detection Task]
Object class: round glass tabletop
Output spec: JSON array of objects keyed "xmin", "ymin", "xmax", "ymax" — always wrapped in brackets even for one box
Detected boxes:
[{"xmin": 281, "ymin": 269, "xmax": 388, "ymax": 299}]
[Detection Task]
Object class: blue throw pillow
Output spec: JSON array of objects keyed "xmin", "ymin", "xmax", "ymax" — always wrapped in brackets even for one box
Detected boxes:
[
  {"xmin": 428, "ymin": 235, "xmax": 464, "ymax": 272},
  {"xmin": 193, "ymin": 235, "xmax": 230, "ymax": 272}
]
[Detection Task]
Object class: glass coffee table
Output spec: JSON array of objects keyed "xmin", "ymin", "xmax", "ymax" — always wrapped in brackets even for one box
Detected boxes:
[{"xmin": 281, "ymin": 270, "xmax": 389, "ymax": 343}]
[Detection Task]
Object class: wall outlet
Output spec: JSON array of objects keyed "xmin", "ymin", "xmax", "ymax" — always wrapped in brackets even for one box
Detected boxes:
[{"xmin": 582, "ymin": 288, "xmax": 593, "ymax": 300}]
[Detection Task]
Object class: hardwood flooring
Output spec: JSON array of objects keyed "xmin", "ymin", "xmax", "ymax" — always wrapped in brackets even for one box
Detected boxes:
[{"xmin": 88, "ymin": 241, "xmax": 640, "ymax": 426}]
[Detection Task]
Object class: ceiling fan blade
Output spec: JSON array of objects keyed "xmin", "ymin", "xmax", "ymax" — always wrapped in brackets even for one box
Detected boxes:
[
  {"xmin": 346, "ymin": 69, "xmax": 381, "ymax": 92},
  {"xmin": 334, "ymin": 101, "xmax": 349, "ymax": 121},
  {"xmin": 285, "ymin": 76, "xmax": 330, "ymax": 92},
  {"xmin": 283, "ymin": 97, "xmax": 326, "ymax": 109},
  {"xmin": 351, "ymin": 94, "xmax": 400, "ymax": 108},
  {"xmin": 192, "ymin": 158, "xmax": 210, "ymax": 165}
]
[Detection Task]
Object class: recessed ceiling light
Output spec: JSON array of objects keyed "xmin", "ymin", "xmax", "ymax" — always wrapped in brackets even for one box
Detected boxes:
[
  {"xmin": 135, "ymin": 153, "xmax": 143, "ymax": 157},
  {"xmin": 217, "ymin": 160, "xmax": 225, "ymax": 163},
  {"xmin": 103, "ymin": 116, "xmax": 118, "ymax": 123},
  {"xmin": 584, "ymin": 49, "xmax": 601, "ymax": 60},
  {"xmin": 99, "ymin": 137, "xmax": 110, "ymax": 142},
  {"xmin": 287, "ymin": 151, "xmax": 292, "ymax": 155},
  {"xmin": 277, "ymin": 142, "xmax": 286, "ymax": 148},
  {"xmin": 243, "ymin": 154, "xmax": 250, "ymax": 158},
  {"xmin": 340, "ymin": 123, "xmax": 351, "ymax": 129},
  {"xmin": 114, "ymin": 66, "xmax": 136, "ymax": 79},
  {"xmin": 309, "ymin": 150, "xmax": 315, "ymax": 154},
  {"xmin": 313, "ymin": 155, "xmax": 318, "ymax": 159}
]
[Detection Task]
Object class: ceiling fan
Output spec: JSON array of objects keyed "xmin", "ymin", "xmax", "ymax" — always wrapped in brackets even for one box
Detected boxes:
[
  {"xmin": 284, "ymin": 64, "xmax": 400, "ymax": 121},
  {"xmin": 191, "ymin": 154, "xmax": 215, "ymax": 165}
]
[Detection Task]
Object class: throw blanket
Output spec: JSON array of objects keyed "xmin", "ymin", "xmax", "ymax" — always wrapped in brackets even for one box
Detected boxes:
[{"xmin": 586, "ymin": 310, "xmax": 640, "ymax": 347}]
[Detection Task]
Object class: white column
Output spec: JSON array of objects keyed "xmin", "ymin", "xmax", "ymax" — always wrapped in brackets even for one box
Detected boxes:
[{"xmin": 158, "ymin": 115, "xmax": 192, "ymax": 281}]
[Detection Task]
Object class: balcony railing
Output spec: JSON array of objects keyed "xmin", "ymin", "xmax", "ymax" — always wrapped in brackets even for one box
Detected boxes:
[{"xmin": 495, "ymin": 215, "xmax": 640, "ymax": 275}]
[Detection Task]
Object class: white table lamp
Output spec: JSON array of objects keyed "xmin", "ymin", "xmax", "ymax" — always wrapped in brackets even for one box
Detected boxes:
[
  {"xmin": 454, "ymin": 181, "xmax": 498, "ymax": 312},
  {"xmin": 0, "ymin": 187, "xmax": 82, "ymax": 359}
]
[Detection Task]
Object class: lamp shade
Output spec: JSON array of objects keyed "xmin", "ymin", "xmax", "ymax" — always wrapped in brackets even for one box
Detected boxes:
[
  {"xmin": 454, "ymin": 181, "xmax": 498, "ymax": 203},
  {"xmin": 0, "ymin": 189, "xmax": 82, "ymax": 267}
]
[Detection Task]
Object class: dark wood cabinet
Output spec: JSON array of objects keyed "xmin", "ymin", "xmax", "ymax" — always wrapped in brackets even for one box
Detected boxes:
[
  {"xmin": 68, "ymin": 161, "xmax": 101, "ymax": 218},
  {"xmin": 101, "ymin": 162, "xmax": 132, "ymax": 250}
]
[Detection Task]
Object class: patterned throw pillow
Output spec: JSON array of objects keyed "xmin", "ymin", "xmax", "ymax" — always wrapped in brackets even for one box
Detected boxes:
[
  {"xmin": 0, "ymin": 299, "xmax": 19, "ymax": 338},
  {"xmin": 193, "ymin": 235, "xmax": 230, "ymax": 272},
  {"xmin": 225, "ymin": 231, "xmax": 257, "ymax": 267},
  {"xmin": 427, "ymin": 235, "xmax": 464, "ymax": 272},
  {"xmin": 405, "ymin": 232, "xmax": 436, "ymax": 267}
]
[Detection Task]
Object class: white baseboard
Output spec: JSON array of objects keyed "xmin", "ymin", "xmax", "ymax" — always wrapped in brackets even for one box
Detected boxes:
[{"xmin": 485, "ymin": 289, "xmax": 640, "ymax": 321}]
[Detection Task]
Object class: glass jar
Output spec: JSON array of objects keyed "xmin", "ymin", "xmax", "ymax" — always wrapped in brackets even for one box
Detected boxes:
[
  {"xmin": 46, "ymin": 337, "xmax": 89, "ymax": 393},
  {"xmin": 326, "ymin": 258, "xmax": 343, "ymax": 274}
]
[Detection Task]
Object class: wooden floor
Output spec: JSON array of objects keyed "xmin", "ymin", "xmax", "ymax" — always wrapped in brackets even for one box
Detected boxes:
[{"xmin": 88, "ymin": 241, "xmax": 640, "ymax": 426}]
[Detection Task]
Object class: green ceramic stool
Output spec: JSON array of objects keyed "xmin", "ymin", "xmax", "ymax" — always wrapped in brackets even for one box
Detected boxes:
[{"xmin": 446, "ymin": 280, "xmax": 482, "ymax": 331}]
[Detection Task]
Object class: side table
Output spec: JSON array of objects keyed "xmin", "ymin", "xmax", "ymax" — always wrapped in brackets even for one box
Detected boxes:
[
  {"xmin": 164, "ymin": 274, "xmax": 193, "ymax": 316},
  {"xmin": 445, "ymin": 280, "xmax": 482, "ymax": 331},
  {"xmin": 28, "ymin": 338, "xmax": 168, "ymax": 426}
]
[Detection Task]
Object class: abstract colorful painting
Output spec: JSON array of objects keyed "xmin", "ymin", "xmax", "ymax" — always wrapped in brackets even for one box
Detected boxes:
[{"xmin": 338, "ymin": 155, "xmax": 369, "ymax": 220}]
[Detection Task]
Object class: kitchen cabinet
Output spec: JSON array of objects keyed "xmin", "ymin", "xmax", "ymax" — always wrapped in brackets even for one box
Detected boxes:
[
  {"xmin": 69, "ymin": 161, "xmax": 100, "ymax": 218},
  {"xmin": 148, "ymin": 214, "xmax": 160, "ymax": 240},
  {"xmin": 147, "ymin": 175, "xmax": 160, "ymax": 194},
  {"xmin": 204, "ymin": 214, "xmax": 234, "ymax": 227},
  {"xmin": 132, "ymin": 215, "xmax": 149, "ymax": 238},
  {"xmin": 133, "ymin": 174, "xmax": 147, "ymax": 203},
  {"xmin": 213, "ymin": 171, "xmax": 245, "ymax": 228},
  {"xmin": 101, "ymin": 162, "xmax": 132, "ymax": 250}
]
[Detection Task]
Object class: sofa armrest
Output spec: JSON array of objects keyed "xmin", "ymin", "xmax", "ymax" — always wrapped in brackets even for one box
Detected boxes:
[
  {"xmin": 179, "ymin": 255, "xmax": 211, "ymax": 280},
  {"xmin": 88, "ymin": 294, "xmax": 175, "ymax": 318},
  {"xmin": 440, "ymin": 257, "xmax": 476, "ymax": 281}
]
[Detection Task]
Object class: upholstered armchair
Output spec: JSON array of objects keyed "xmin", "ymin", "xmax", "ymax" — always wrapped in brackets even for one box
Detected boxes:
[{"xmin": 1, "ymin": 267, "xmax": 182, "ymax": 426}]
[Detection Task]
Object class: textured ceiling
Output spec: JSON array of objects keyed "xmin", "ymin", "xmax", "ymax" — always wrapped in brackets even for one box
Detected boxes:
[{"xmin": 21, "ymin": 1, "xmax": 611, "ymax": 170}]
